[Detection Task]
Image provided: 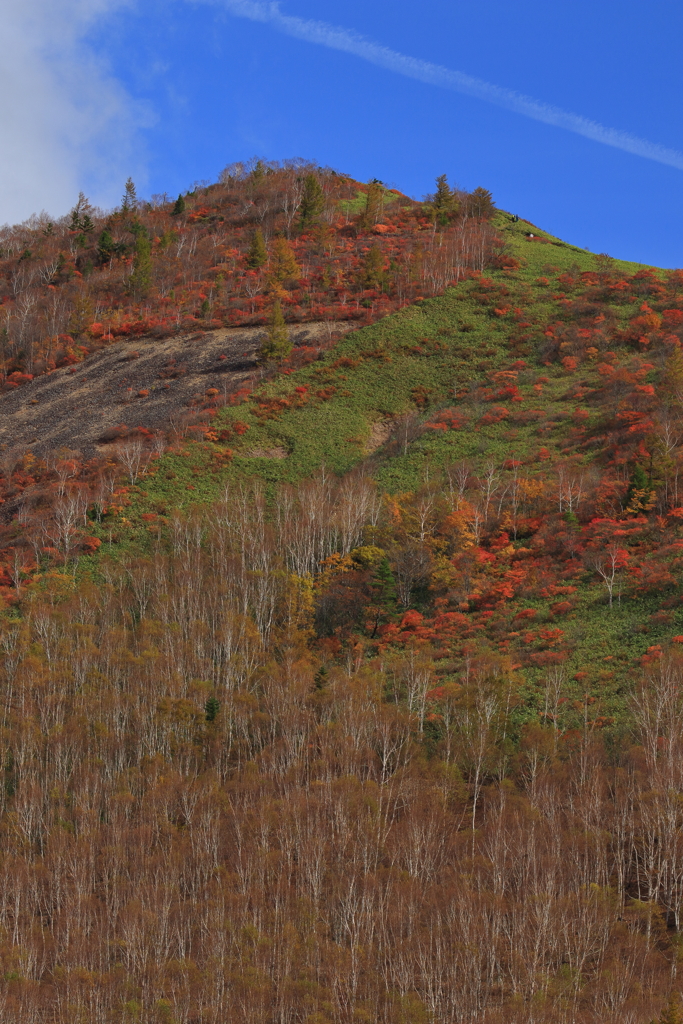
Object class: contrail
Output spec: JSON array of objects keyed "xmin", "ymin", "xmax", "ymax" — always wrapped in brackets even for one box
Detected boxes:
[{"xmin": 201, "ymin": 0, "xmax": 683, "ymax": 172}]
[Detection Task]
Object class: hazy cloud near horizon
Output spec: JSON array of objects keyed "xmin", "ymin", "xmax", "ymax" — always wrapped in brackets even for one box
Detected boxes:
[{"xmin": 0, "ymin": 0, "xmax": 143, "ymax": 226}]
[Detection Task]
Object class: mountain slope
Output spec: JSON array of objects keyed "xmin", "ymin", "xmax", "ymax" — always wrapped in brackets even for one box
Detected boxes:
[
  {"xmin": 1, "ymin": 166, "xmax": 683, "ymax": 1023},
  {"xmin": 4, "ymin": 194, "xmax": 681, "ymax": 706},
  {"xmin": 98, "ymin": 212, "xmax": 681, "ymax": 713}
]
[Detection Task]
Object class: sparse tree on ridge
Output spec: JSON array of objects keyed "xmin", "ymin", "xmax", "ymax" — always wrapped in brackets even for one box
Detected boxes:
[
  {"xmin": 428, "ymin": 174, "xmax": 458, "ymax": 224},
  {"xmin": 465, "ymin": 185, "xmax": 495, "ymax": 219},
  {"xmin": 70, "ymin": 192, "xmax": 95, "ymax": 233},
  {"xmin": 121, "ymin": 177, "xmax": 138, "ymax": 214},
  {"xmin": 299, "ymin": 173, "xmax": 325, "ymax": 231},
  {"xmin": 362, "ymin": 178, "xmax": 385, "ymax": 229}
]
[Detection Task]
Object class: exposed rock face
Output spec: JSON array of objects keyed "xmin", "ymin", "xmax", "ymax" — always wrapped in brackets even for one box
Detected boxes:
[{"xmin": 0, "ymin": 322, "xmax": 342, "ymax": 457}]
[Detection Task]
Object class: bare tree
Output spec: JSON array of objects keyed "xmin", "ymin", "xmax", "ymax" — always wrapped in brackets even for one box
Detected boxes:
[
  {"xmin": 115, "ymin": 438, "xmax": 151, "ymax": 485},
  {"xmin": 584, "ymin": 544, "xmax": 627, "ymax": 607}
]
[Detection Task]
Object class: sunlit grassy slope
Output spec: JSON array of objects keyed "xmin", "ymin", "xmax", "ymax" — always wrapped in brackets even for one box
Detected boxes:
[{"xmin": 131, "ymin": 211, "xmax": 649, "ymax": 494}]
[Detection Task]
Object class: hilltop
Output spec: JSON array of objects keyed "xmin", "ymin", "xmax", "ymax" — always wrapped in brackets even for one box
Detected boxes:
[{"xmin": 1, "ymin": 163, "xmax": 683, "ymax": 1023}]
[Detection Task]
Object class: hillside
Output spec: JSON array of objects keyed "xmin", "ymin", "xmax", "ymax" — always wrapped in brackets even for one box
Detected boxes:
[{"xmin": 0, "ymin": 164, "xmax": 683, "ymax": 1023}]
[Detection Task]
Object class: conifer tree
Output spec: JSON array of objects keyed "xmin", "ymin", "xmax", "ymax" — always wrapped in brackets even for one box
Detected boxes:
[
  {"xmin": 259, "ymin": 300, "xmax": 292, "ymax": 363},
  {"xmin": 246, "ymin": 228, "xmax": 268, "ymax": 269},
  {"xmin": 70, "ymin": 192, "xmax": 94, "ymax": 232},
  {"xmin": 269, "ymin": 236, "xmax": 300, "ymax": 284},
  {"xmin": 127, "ymin": 231, "xmax": 152, "ymax": 298},
  {"xmin": 172, "ymin": 194, "xmax": 186, "ymax": 216},
  {"xmin": 68, "ymin": 294, "xmax": 94, "ymax": 338},
  {"xmin": 429, "ymin": 174, "xmax": 457, "ymax": 224},
  {"xmin": 299, "ymin": 173, "xmax": 325, "ymax": 231},
  {"xmin": 121, "ymin": 177, "xmax": 137, "ymax": 214},
  {"xmin": 204, "ymin": 696, "xmax": 220, "ymax": 722},
  {"xmin": 363, "ymin": 245, "xmax": 385, "ymax": 290},
  {"xmin": 433, "ymin": 175, "xmax": 452, "ymax": 210},
  {"xmin": 466, "ymin": 186, "xmax": 495, "ymax": 219},
  {"xmin": 251, "ymin": 159, "xmax": 266, "ymax": 184},
  {"xmin": 371, "ymin": 555, "xmax": 397, "ymax": 609},
  {"xmin": 362, "ymin": 179, "xmax": 385, "ymax": 229},
  {"xmin": 97, "ymin": 229, "xmax": 114, "ymax": 265},
  {"xmin": 625, "ymin": 463, "xmax": 655, "ymax": 515}
]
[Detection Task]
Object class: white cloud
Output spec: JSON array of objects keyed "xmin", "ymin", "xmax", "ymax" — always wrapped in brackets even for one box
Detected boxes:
[
  {"xmin": 0, "ymin": 0, "xmax": 144, "ymax": 226},
  {"xmin": 206, "ymin": 0, "xmax": 683, "ymax": 172}
]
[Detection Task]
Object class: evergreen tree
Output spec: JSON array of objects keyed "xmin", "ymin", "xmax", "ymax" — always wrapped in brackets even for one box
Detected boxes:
[
  {"xmin": 362, "ymin": 179, "xmax": 385, "ymax": 229},
  {"xmin": 251, "ymin": 159, "xmax": 267, "ymax": 184},
  {"xmin": 371, "ymin": 555, "xmax": 397, "ymax": 609},
  {"xmin": 629, "ymin": 463, "xmax": 649, "ymax": 494},
  {"xmin": 97, "ymin": 229, "xmax": 125, "ymax": 264},
  {"xmin": 127, "ymin": 231, "xmax": 152, "ymax": 298},
  {"xmin": 68, "ymin": 294, "xmax": 94, "ymax": 338},
  {"xmin": 70, "ymin": 192, "xmax": 94, "ymax": 232},
  {"xmin": 121, "ymin": 177, "xmax": 137, "ymax": 214},
  {"xmin": 429, "ymin": 174, "xmax": 457, "ymax": 224},
  {"xmin": 259, "ymin": 300, "xmax": 292, "ymax": 363},
  {"xmin": 314, "ymin": 665, "xmax": 328, "ymax": 691},
  {"xmin": 204, "ymin": 696, "xmax": 220, "ymax": 722},
  {"xmin": 97, "ymin": 231, "xmax": 113, "ymax": 260},
  {"xmin": 625, "ymin": 463, "xmax": 655, "ymax": 515},
  {"xmin": 269, "ymin": 236, "xmax": 300, "ymax": 284},
  {"xmin": 465, "ymin": 186, "xmax": 495, "ymax": 220},
  {"xmin": 433, "ymin": 175, "xmax": 452, "ymax": 210},
  {"xmin": 363, "ymin": 245, "xmax": 385, "ymax": 290},
  {"xmin": 246, "ymin": 228, "xmax": 268, "ymax": 269},
  {"xmin": 158, "ymin": 230, "xmax": 175, "ymax": 250},
  {"xmin": 349, "ymin": 546, "xmax": 396, "ymax": 636},
  {"xmin": 299, "ymin": 174, "xmax": 325, "ymax": 231},
  {"xmin": 171, "ymin": 194, "xmax": 186, "ymax": 216}
]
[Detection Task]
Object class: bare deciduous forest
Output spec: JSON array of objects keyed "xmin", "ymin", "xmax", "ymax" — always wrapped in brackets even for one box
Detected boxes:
[{"xmin": 0, "ymin": 487, "xmax": 680, "ymax": 1023}]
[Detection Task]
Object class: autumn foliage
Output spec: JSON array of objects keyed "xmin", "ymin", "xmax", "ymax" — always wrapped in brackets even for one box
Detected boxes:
[
  {"xmin": 3, "ymin": 163, "xmax": 683, "ymax": 1022},
  {"xmin": 0, "ymin": 160, "xmax": 499, "ymax": 386}
]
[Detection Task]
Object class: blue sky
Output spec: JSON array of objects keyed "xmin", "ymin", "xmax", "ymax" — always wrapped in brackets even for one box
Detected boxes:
[{"xmin": 3, "ymin": 0, "xmax": 683, "ymax": 267}]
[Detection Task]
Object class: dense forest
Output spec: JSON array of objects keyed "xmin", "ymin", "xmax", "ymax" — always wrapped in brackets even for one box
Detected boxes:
[{"xmin": 1, "ymin": 160, "xmax": 683, "ymax": 1022}]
